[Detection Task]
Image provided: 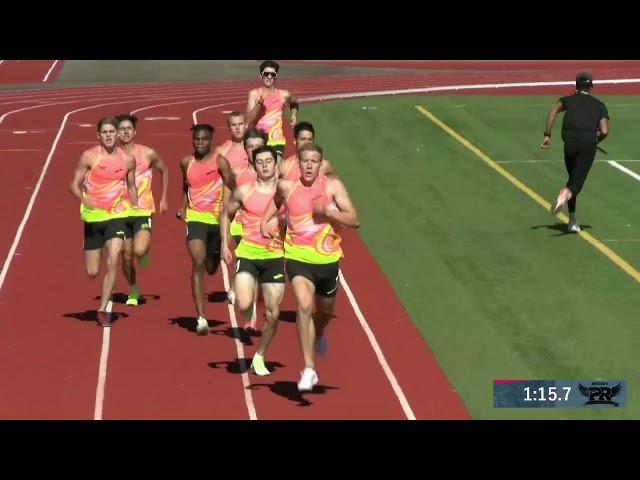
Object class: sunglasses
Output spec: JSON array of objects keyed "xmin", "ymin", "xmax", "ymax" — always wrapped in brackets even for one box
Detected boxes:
[{"xmin": 262, "ymin": 71, "xmax": 277, "ymax": 78}]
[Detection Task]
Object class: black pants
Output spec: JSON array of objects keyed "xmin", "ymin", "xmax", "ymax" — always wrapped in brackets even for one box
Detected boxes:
[{"xmin": 564, "ymin": 139, "xmax": 597, "ymax": 213}]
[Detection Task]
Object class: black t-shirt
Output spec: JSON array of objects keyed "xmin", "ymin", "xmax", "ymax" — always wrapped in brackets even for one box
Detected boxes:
[{"xmin": 559, "ymin": 92, "xmax": 609, "ymax": 143}]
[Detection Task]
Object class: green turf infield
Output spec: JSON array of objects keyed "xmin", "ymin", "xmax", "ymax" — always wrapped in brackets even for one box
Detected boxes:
[{"xmin": 301, "ymin": 94, "xmax": 640, "ymax": 419}]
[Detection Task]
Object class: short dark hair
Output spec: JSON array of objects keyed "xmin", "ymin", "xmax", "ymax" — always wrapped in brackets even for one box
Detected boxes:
[
  {"xmin": 252, "ymin": 145, "xmax": 277, "ymax": 164},
  {"xmin": 259, "ymin": 60, "xmax": 280, "ymax": 73},
  {"xmin": 243, "ymin": 128, "xmax": 267, "ymax": 145},
  {"xmin": 116, "ymin": 113, "xmax": 138, "ymax": 128},
  {"xmin": 294, "ymin": 121, "xmax": 315, "ymax": 139},
  {"xmin": 190, "ymin": 123, "xmax": 215, "ymax": 136},
  {"xmin": 298, "ymin": 142, "xmax": 323, "ymax": 159},
  {"xmin": 97, "ymin": 117, "xmax": 119, "ymax": 132}
]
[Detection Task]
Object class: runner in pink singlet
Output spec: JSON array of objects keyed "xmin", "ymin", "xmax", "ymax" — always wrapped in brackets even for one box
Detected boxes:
[
  {"xmin": 215, "ymin": 111, "xmax": 250, "ymax": 243},
  {"xmin": 116, "ymin": 113, "xmax": 169, "ymax": 306},
  {"xmin": 280, "ymin": 121, "xmax": 335, "ymax": 181},
  {"xmin": 222, "ymin": 127, "xmax": 266, "ymax": 323},
  {"xmin": 177, "ymin": 124, "xmax": 236, "ymax": 335},
  {"xmin": 260, "ymin": 142, "xmax": 360, "ymax": 392},
  {"xmin": 221, "ymin": 145, "xmax": 285, "ymax": 376},
  {"xmin": 246, "ymin": 61, "xmax": 299, "ymax": 161},
  {"xmin": 69, "ymin": 116, "xmax": 138, "ymax": 327}
]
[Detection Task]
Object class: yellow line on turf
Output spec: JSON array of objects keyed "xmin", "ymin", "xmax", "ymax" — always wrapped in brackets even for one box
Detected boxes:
[{"xmin": 414, "ymin": 105, "xmax": 640, "ymax": 284}]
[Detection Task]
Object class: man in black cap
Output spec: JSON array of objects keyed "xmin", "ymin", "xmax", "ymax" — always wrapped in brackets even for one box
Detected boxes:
[{"xmin": 541, "ymin": 72, "xmax": 609, "ymax": 232}]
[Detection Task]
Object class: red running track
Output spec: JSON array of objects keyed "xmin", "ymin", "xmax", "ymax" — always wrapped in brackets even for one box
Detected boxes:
[{"xmin": 0, "ymin": 60, "xmax": 63, "ymax": 84}]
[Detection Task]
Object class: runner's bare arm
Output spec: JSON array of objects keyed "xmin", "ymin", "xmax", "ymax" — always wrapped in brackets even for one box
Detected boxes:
[
  {"xmin": 222, "ymin": 185, "xmax": 231, "ymax": 210},
  {"xmin": 260, "ymin": 199, "xmax": 279, "ymax": 239},
  {"xmin": 148, "ymin": 148, "xmax": 169, "ymax": 212},
  {"xmin": 177, "ymin": 156, "xmax": 190, "ymax": 219},
  {"xmin": 217, "ymin": 154, "xmax": 237, "ymax": 191},
  {"xmin": 277, "ymin": 158, "xmax": 287, "ymax": 177},
  {"xmin": 283, "ymin": 89, "xmax": 298, "ymax": 126},
  {"xmin": 216, "ymin": 144, "xmax": 232, "ymax": 207},
  {"xmin": 321, "ymin": 157, "xmax": 336, "ymax": 177},
  {"xmin": 69, "ymin": 151, "xmax": 92, "ymax": 204},
  {"xmin": 260, "ymin": 180, "xmax": 288, "ymax": 238},
  {"xmin": 246, "ymin": 89, "xmax": 264, "ymax": 126},
  {"xmin": 218, "ymin": 148, "xmax": 231, "ymax": 205},
  {"xmin": 220, "ymin": 182, "xmax": 232, "ymax": 237},
  {"xmin": 125, "ymin": 153, "xmax": 138, "ymax": 207},
  {"xmin": 541, "ymin": 101, "xmax": 563, "ymax": 149},
  {"xmin": 220, "ymin": 187, "xmax": 244, "ymax": 264},
  {"xmin": 326, "ymin": 177, "xmax": 359, "ymax": 228},
  {"xmin": 598, "ymin": 117, "xmax": 609, "ymax": 143}
]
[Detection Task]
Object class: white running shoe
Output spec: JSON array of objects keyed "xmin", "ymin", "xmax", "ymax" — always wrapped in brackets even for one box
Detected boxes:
[
  {"xmin": 551, "ymin": 188, "xmax": 572, "ymax": 214},
  {"xmin": 196, "ymin": 316, "xmax": 209, "ymax": 335},
  {"xmin": 297, "ymin": 367, "xmax": 319, "ymax": 392},
  {"xmin": 567, "ymin": 223, "xmax": 581, "ymax": 233}
]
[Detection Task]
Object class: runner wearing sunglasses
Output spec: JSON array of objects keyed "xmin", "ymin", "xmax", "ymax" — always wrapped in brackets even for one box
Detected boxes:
[{"xmin": 246, "ymin": 60, "xmax": 299, "ymax": 162}]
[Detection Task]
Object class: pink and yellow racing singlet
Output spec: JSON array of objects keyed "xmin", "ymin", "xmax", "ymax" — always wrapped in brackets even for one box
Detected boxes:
[
  {"xmin": 281, "ymin": 154, "xmax": 301, "ymax": 181},
  {"xmin": 233, "ymin": 167, "xmax": 260, "ymax": 235},
  {"xmin": 80, "ymin": 145, "xmax": 129, "ymax": 222},
  {"xmin": 220, "ymin": 140, "xmax": 251, "ymax": 236},
  {"xmin": 219, "ymin": 140, "xmax": 249, "ymax": 175},
  {"xmin": 255, "ymin": 88, "xmax": 286, "ymax": 146},
  {"xmin": 237, "ymin": 166, "xmax": 257, "ymax": 186},
  {"xmin": 124, "ymin": 143, "xmax": 155, "ymax": 217},
  {"xmin": 284, "ymin": 175, "xmax": 342, "ymax": 264},
  {"xmin": 235, "ymin": 182, "xmax": 284, "ymax": 260},
  {"xmin": 185, "ymin": 154, "xmax": 224, "ymax": 225}
]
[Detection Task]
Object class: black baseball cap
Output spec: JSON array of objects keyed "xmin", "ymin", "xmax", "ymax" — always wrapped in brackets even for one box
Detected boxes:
[{"xmin": 576, "ymin": 72, "xmax": 593, "ymax": 86}]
